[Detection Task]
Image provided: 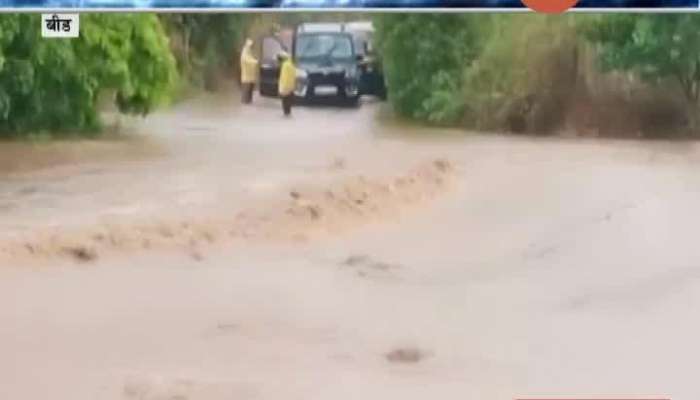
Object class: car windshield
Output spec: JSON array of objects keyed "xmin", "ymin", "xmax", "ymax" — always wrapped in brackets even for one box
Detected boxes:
[{"xmin": 295, "ymin": 33, "xmax": 353, "ymax": 61}]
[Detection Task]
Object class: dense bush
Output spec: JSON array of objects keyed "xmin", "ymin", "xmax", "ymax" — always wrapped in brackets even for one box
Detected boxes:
[
  {"xmin": 582, "ymin": 15, "xmax": 700, "ymax": 132},
  {"xmin": 462, "ymin": 16, "xmax": 580, "ymax": 132},
  {"xmin": 375, "ymin": 14, "xmax": 576, "ymax": 129},
  {"xmin": 374, "ymin": 14, "xmax": 484, "ymax": 125},
  {"xmin": 0, "ymin": 14, "xmax": 177, "ymax": 136},
  {"xmin": 374, "ymin": 15, "xmax": 582, "ymax": 130},
  {"xmin": 374, "ymin": 14, "xmax": 699, "ymax": 136},
  {"xmin": 159, "ymin": 15, "xmax": 247, "ymax": 91}
]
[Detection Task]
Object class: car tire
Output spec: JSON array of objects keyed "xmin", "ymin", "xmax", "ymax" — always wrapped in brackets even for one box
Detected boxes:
[
  {"xmin": 337, "ymin": 85, "xmax": 359, "ymax": 107},
  {"xmin": 345, "ymin": 94, "xmax": 360, "ymax": 107},
  {"xmin": 338, "ymin": 92, "xmax": 360, "ymax": 107},
  {"xmin": 305, "ymin": 86, "xmax": 315, "ymax": 104}
]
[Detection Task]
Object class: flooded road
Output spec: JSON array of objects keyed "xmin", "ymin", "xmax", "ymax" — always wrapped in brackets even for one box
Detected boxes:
[{"xmin": 2, "ymin": 92, "xmax": 700, "ymax": 399}]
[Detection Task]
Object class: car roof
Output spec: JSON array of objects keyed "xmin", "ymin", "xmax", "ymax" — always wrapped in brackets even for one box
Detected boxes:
[
  {"xmin": 343, "ymin": 21, "xmax": 374, "ymax": 32},
  {"xmin": 296, "ymin": 23, "xmax": 344, "ymax": 33}
]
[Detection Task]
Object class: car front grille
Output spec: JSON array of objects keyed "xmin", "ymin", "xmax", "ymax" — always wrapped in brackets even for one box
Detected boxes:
[{"xmin": 308, "ymin": 72, "xmax": 345, "ymax": 86}]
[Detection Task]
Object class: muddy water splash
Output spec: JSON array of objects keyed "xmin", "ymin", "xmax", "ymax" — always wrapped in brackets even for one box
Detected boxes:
[{"xmin": 0, "ymin": 158, "xmax": 456, "ymax": 265}]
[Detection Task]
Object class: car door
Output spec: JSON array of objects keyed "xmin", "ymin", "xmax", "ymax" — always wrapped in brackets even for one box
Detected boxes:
[
  {"xmin": 259, "ymin": 36, "xmax": 286, "ymax": 97},
  {"xmin": 356, "ymin": 36, "xmax": 372, "ymax": 95},
  {"xmin": 356, "ymin": 34, "xmax": 386, "ymax": 99}
]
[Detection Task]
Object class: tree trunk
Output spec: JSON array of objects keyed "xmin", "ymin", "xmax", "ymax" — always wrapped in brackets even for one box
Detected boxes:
[
  {"xmin": 184, "ymin": 32, "xmax": 191, "ymax": 71},
  {"xmin": 677, "ymin": 74, "xmax": 699, "ymax": 136},
  {"xmin": 687, "ymin": 103, "xmax": 699, "ymax": 136},
  {"xmin": 183, "ymin": 27, "xmax": 191, "ymax": 76}
]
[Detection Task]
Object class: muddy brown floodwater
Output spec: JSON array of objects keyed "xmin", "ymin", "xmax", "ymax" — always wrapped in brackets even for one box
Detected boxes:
[{"xmin": 2, "ymin": 91, "xmax": 700, "ymax": 399}]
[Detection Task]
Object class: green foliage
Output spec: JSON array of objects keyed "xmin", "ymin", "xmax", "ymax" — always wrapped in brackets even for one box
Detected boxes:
[
  {"xmin": 581, "ymin": 15, "xmax": 700, "ymax": 131},
  {"xmin": 583, "ymin": 15, "xmax": 700, "ymax": 104},
  {"xmin": 462, "ymin": 15, "xmax": 578, "ymax": 130},
  {"xmin": 374, "ymin": 14, "xmax": 483, "ymax": 124},
  {"xmin": 0, "ymin": 14, "xmax": 177, "ymax": 136},
  {"xmin": 418, "ymin": 70, "xmax": 465, "ymax": 125},
  {"xmin": 159, "ymin": 15, "xmax": 247, "ymax": 90},
  {"xmin": 374, "ymin": 14, "xmax": 582, "ymax": 129},
  {"xmin": 276, "ymin": 13, "xmax": 367, "ymax": 26}
]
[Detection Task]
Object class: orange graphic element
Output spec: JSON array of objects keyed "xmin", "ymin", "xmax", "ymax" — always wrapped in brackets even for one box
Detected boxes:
[{"xmin": 521, "ymin": 0, "xmax": 578, "ymax": 13}]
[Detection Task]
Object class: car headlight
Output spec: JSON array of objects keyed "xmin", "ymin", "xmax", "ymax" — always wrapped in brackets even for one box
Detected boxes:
[{"xmin": 294, "ymin": 70, "xmax": 308, "ymax": 97}]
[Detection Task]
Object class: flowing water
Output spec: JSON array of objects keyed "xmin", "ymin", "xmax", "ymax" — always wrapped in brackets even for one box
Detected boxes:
[{"xmin": 2, "ymin": 92, "xmax": 700, "ymax": 399}]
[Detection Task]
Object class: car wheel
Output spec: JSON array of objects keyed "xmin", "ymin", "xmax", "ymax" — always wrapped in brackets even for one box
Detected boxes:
[
  {"xmin": 345, "ymin": 94, "xmax": 360, "ymax": 107},
  {"xmin": 337, "ymin": 85, "xmax": 359, "ymax": 107},
  {"xmin": 304, "ymin": 86, "xmax": 315, "ymax": 104}
]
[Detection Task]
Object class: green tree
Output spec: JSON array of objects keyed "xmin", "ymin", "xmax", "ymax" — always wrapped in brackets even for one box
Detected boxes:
[
  {"xmin": 159, "ymin": 14, "xmax": 247, "ymax": 90},
  {"xmin": 0, "ymin": 14, "xmax": 176, "ymax": 136},
  {"xmin": 374, "ymin": 14, "xmax": 485, "ymax": 125},
  {"xmin": 583, "ymin": 15, "xmax": 700, "ymax": 131}
]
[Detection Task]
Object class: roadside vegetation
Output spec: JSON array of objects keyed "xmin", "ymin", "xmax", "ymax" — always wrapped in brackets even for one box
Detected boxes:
[
  {"xmin": 159, "ymin": 14, "xmax": 248, "ymax": 94},
  {"xmin": 0, "ymin": 14, "xmax": 176, "ymax": 137},
  {"xmin": 0, "ymin": 14, "xmax": 251, "ymax": 138},
  {"xmin": 1, "ymin": 14, "xmax": 698, "ymax": 139},
  {"xmin": 0, "ymin": 13, "xmax": 363, "ymax": 139},
  {"xmin": 375, "ymin": 14, "xmax": 700, "ymax": 138}
]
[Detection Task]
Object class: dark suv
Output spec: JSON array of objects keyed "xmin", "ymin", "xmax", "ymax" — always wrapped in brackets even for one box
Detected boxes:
[
  {"xmin": 258, "ymin": 22, "xmax": 387, "ymax": 104},
  {"xmin": 293, "ymin": 23, "xmax": 361, "ymax": 104},
  {"xmin": 258, "ymin": 23, "xmax": 361, "ymax": 104}
]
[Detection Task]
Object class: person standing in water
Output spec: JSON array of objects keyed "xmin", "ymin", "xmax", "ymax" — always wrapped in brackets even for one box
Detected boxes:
[
  {"xmin": 277, "ymin": 51, "xmax": 296, "ymax": 117},
  {"xmin": 240, "ymin": 38, "xmax": 258, "ymax": 104}
]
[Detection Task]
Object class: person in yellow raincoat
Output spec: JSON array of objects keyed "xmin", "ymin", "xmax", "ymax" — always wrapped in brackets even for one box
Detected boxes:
[
  {"xmin": 277, "ymin": 51, "xmax": 296, "ymax": 117},
  {"xmin": 240, "ymin": 38, "xmax": 258, "ymax": 104}
]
